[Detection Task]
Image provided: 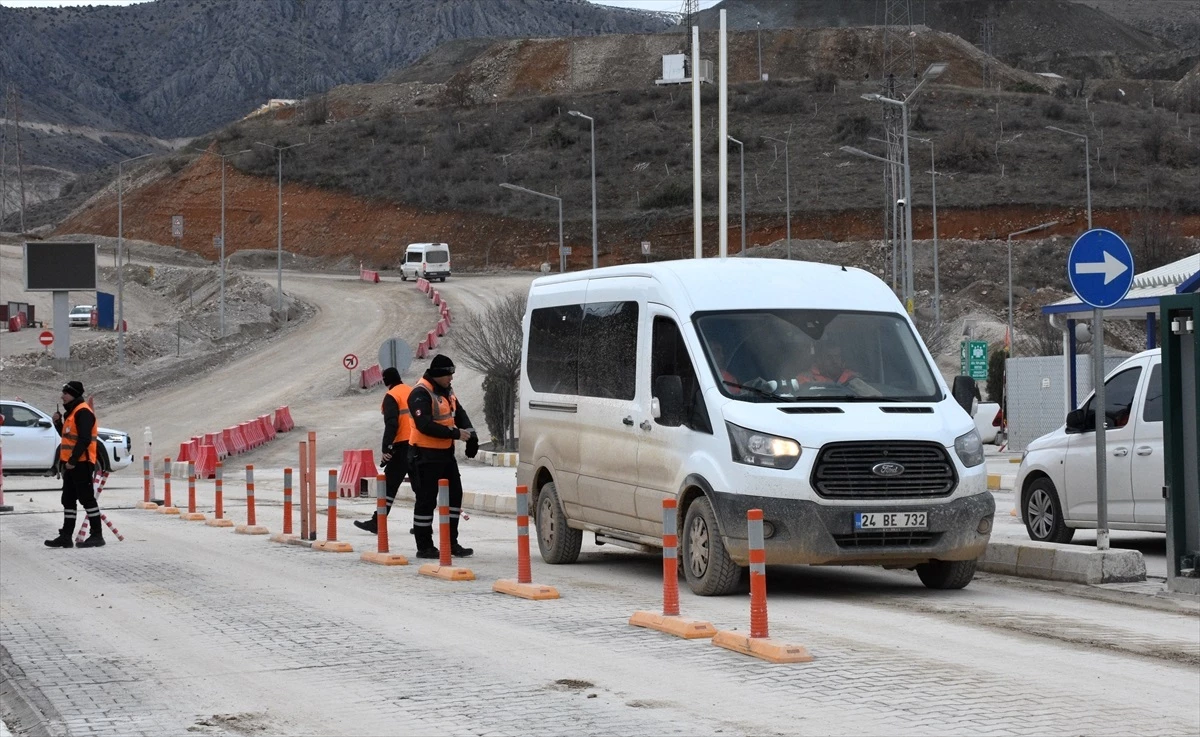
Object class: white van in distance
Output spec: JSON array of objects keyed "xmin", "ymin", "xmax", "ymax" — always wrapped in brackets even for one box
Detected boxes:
[
  {"xmin": 400, "ymin": 242, "xmax": 451, "ymax": 282},
  {"xmin": 517, "ymin": 259, "xmax": 992, "ymax": 595}
]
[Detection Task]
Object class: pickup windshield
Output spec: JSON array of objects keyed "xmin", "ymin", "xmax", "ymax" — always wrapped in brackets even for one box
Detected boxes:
[{"xmin": 695, "ymin": 309, "xmax": 941, "ymax": 403}]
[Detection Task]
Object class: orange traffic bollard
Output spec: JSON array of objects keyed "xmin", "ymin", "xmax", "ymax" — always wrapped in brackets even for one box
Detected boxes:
[
  {"xmin": 181, "ymin": 464, "xmax": 206, "ymax": 521},
  {"xmin": 361, "ymin": 474, "xmax": 408, "ymax": 565},
  {"xmin": 206, "ymin": 462, "xmax": 234, "ymax": 527},
  {"xmin": 157, "ymin": 457, "xmax": 180, "ymax": 515},
  {"xmin": 236, "ymin": 465, "xmax": 269, "ymax": 535},
  {"xmin": 630, "ymin": 498, "xmax": 715, "ymax": 638},
  {"xmin": 493, "ymin": 485, "xmax": 558, "ymax": 599},
  {"xmin": 418, "ymin": 478, "xmax": 474, "ymax": 581},
  {"xmin": 712, "ymin": 509, "xmax": 812, "ymax": 663},
  {"xmin": 270, "ymin": 468, "xmax": 299, "ymax": 543},
  {"xmin": 137, "ymin": 455, "xmax": 157, "ymax": 509},
  {"xmin": 314, "ymin": 469, "xmax": 353, "ymax": 552}
]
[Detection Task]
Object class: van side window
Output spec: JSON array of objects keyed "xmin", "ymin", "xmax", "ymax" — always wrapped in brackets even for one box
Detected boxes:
[
  {"xmin": 527, "ymin": 305, "xmax": 583, "ymax": 394},
  {"xmin": 406, "ymin": 252, "xmax": 421, "ymax": 263},
  {"xmin": 652, "ymin": 317, "xmax": 712, "ymax": 434},
  {"xmin": 1142, "ymin": 365, "xmax": 1162, "ymax": 423},
  {"xmin": 578, "ymin": 301, "xmax": 638, "ymax": 400}
]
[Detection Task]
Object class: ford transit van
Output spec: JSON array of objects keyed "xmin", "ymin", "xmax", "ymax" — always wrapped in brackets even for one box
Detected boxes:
[
  {"xmin": 401, "ymin": 242, "xmax": 451, "ymax": 282},
  {"xmin": 517, "ymin": 259, "xmax": 992, "ymax": 594}
]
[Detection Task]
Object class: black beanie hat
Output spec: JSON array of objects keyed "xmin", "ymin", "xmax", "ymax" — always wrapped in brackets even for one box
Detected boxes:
[
  {"xmin": 63, "ymin": 381, "xmax": 85, "ymax": 399},
  {"xmin": 382, "ymin": 367, "xmax": 402, "ymax": 386},
  {"xmin": 427, "ymin": 354, "xmax": 455, "ymax": 377}
]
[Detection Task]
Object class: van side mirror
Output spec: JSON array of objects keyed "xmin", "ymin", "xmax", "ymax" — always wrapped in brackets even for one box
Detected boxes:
[
  {"xmin": 951, "ymin": 376, "xmax": 977, "ymax": 415},
  {"xmin": 1065, "ymin": 409, "xmax": 1088, "ymax": 433},
  {"xmin": 36, "ymin": 419, "xmax": 53, "ymax": 429},
  {"xmin": 654, "ymin": 375, "xmax": 685, "ymax": 427}
]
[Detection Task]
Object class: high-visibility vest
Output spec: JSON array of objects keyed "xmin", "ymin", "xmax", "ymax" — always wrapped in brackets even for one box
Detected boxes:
[
  {"xmin": 383, "ymin": 383, "xmax": 413, "ymax": 443},
  {"xmin": 408, "ymin": 378, "xmax": 456, "ymax": 450},
  {"xmin": 59, "ymin": 403, "xmax": 98, "ymax": 464}
]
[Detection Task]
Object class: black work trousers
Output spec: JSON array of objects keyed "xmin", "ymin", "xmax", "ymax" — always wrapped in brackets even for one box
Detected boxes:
[
  {"xmin": 59, "ymin": 461, "xmax": 100, "ymax": 533},
  {"xmin": 409, "ymin": 447, "xmax": 463, "ymax": 548},
  {"xmin": 380, "ymin": 442, "xmax": 410, "ymax": 514}
]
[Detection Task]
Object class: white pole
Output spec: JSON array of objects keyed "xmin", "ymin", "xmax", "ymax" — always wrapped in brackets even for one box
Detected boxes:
[
  {"xmin": 219, "ymin": 157, "xmax": 226, "ymax": 337},
  {"xmin": 718, "ymin": 10, "xmax": 728, "ymax": 259},
  {"xmin": 692, "ymin": 25, "xmax": 702, "ymax": 259}
]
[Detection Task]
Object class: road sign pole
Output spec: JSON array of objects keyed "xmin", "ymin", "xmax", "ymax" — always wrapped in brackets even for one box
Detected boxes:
[{"xmin": 1093, "ymin": 308, "xmax": 1109, "ymax": 550}]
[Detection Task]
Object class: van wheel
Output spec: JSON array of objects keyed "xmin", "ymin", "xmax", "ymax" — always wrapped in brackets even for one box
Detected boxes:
[
  {"xmin": 400, "ymin": 273, "xmax": 407, "ymax": 281},
  {"xmin": 915, "ymin": 559, "xmax": 976, "ymax": 589},
  {"xmin": 1023, "ymin": 478, "xmax": 1075, "ymax": 543},
  {"xmin": 681, "ymin": 496, "xmax": 742, "ymax": 596},
  {"xmin": 535, "ymin": 482, "xmax": 581, "ymax": 564}
]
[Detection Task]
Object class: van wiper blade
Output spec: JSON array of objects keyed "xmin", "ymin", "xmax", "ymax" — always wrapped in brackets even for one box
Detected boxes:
[{"xmin": 723, "ymin": 380, "xmax": 785, "ymax": 401}]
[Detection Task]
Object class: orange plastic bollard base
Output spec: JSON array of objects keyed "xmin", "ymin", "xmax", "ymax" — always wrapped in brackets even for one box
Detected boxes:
[
  {"xmin": 269, "ymin": 532, "xmax": 299, "ymax": 544},
  {"xmin": 136, "ymin": 501, "xmax": 159, "ymax": 510},
  {"xmin": 360, "ymin": 551, "xmax": 410, "ymax": 566},
  {"xmin": 180, "ymin": 512, "xmax": 207, "ymax": 521},
  {"xmin": 418, "ymin": 563, "xmax": 475, "ymax": 581},
  {"xmin": 205, "ymin": 518, "xmax": 235, "ymax": 528},
  {"xmin": 493, "ymin": 579, "xmax": 560, "ymax": 600},
  {"xmin": 711, "ymin": 630, "xmax": 814, "ymax": 663},
  {"xmin": 235, "ymin": 524, "xmax": 270, "ymax": 535},
  {"xmin": 629, "ymin": 610, "xmax": 716, "ymax": 639},
  {"xmin": 157, "ymin": 506, "xmax": 181, "ymax": 515},
  {"xmin": 313, "ymin": 540, "xmax": 354, "ymax": 553}
]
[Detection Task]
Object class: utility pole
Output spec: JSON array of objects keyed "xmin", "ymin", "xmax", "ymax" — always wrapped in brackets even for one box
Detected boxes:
[{"xmin": 254, "ymin": 141, "xmax": 306, "ymax": 312}]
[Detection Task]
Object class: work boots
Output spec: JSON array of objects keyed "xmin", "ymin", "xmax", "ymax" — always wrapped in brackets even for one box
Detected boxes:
[
  {"xmin": 449, "ymin": 517, "xmax": 472, "ymax": 557},
  {"xmin": 413, "ymin": 529, "xmax": 438, "ymax": 559},
  {"xmin": 353, "ymin": 514, "xmax": 378, "ymax": 534},
  {"xmin": 44, "ymin": 527, "xmax": 74, "ymax": 548},
  {"xmin": 76, "ymin": 528, "xmax": 105, "ymax": 548}
]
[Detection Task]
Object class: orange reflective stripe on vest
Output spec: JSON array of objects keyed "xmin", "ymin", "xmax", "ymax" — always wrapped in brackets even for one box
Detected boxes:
[
  {"xmin": 383, "ymin": 383, "xmax": 414, "ymax": 443},
  {"xmin": 408, "ymin": 377, "xmax": 456, "ymax": 450},
  {"xmin": 59, "ymin": 404, "xmax": 98, "ymax": 464}
]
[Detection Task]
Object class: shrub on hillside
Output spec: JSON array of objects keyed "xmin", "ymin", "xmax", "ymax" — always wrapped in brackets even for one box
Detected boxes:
[
  {"xmin": 640, "ymin": 182, "xmax": 690, "ymax": 209},
  {"xmin": 811, "ymin": 71, "xmax": 838, "ymax": 93},
  {"xmin": 938, "ymin": 130, "xmax": 990, "ymax": 172},
  {"xmin": 1042, "ymin": 101, "xmax": 1065, "ymax": 120},
  {"xmin": 831, "ymin": 114, "xmax": 873, "ymax": 144}
]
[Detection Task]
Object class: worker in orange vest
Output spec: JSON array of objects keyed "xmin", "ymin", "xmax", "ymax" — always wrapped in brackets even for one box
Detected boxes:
[
  {"xmin": 45, "ymin": 381, "xmax": 104, "ymax": 548},
  {"xmin": 407, "ymin": 354, "xmax": 478, "ymax": 558},
  {"xmin": 355, "ymin": 366, "xmax": 412, "ymax": 534}
]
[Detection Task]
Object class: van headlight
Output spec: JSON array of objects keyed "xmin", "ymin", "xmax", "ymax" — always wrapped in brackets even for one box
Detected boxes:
[
  {"xmin": 726, "ymin": 422, "xmax": 801, "ymax": 470},
  {"xmin": 954, "ymin": 429, "xmax": 985, "ymax": 467}
]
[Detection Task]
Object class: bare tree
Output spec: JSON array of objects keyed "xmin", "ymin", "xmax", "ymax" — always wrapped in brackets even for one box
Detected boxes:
[{"xmin": 454, "ymin": 291, "xmax": 527, "ymax": 450}]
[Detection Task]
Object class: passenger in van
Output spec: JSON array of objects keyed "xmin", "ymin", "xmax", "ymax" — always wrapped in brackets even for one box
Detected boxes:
[
  {"xmin": 797, "ymin": 344, "xmax": 882, "ymax": 396},
  {"xmin": 710, "ymin": 340, "xmax": 741, "ymax": 395}
]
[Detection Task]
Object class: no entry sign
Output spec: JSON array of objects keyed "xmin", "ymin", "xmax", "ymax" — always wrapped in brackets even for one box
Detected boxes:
[{"xmin": 39, "ymin": 330, "xmax": 54, "ymax": 346}]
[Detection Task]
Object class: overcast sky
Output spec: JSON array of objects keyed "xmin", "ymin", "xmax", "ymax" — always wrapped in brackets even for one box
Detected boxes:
[{"xmin": 2, "ymin": 0, "xmax": 721, "ymax": 9}]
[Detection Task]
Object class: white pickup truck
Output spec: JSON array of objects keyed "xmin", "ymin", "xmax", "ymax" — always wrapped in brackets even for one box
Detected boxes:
[{"xmin": 1014, "ymin": 349, "xmax": 1163, "ymax": 543}]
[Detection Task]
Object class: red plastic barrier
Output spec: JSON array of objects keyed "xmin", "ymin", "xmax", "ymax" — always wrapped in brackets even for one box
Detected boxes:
[
  {"xmin": 337, "ymin": 449, "xmax": 378, "ymax": 498},
  {"xmin": 360, "ymin": 267, "xmax": 380, "ymax": 283},
  {"xmin": 432, "ymin": 291, "xmax": 441, "ymax": 306},
  {"xmin": 222, "ymin": 427, "xmax": 240, "ymax": 454},
  {"xmin": 436, "ymin": 319, "xmax": 447, "ymax": 337},
  {"xmin": 204, "ymin": 432, "xmax": 229, "ymax": 460},
  {"xmin": 176, "ymin": 439, "xmax": 198, "ymax": 463},
  {"xmin": 427, "ymin": 330, "xmax": 438, "ymax": 349},
  {"xmin": 240, "ymin": 421, "xmax": 259, "ymax": 449},
  {"xmin": 359, "ymin": 364, "xmax": 383, "ymax": 389},
  {"xmin": 6, "ymin": 317, "xmax": 18, "ymax": 332},
  {"xmin": 416, "ymin": 339, "xmax": 428, "ymax": 359},
  {"xmin": 258, "ymin": 415, "xmax": 276, "ymax": 442},
  {"xmin": 194, "ymin": 444, "xmax": 218, "ymax": 480},
  {"xmin": 416, "ymin": 278, "xmax": 430, "ymax": 293},
  {"xmin": 273, "ymin": 406, "xmax": 294, "ymax": 433},
  {"xmin": 281, "ymin": 406, "xmax": 295, "ymax": 431}
]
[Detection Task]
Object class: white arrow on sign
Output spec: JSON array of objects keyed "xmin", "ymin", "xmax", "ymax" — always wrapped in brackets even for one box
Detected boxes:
[{"xmin": 1074, "ymin": 250, "xmax": 1129, "ymax": 285}]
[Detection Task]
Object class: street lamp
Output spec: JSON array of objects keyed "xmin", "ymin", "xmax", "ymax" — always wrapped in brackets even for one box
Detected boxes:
[
  {"xmin": 862, "ymin": 61, "xmax": 948, "ymax": 314},
  {"xmin": 192, "ymin": 146, "xmax": 251, "ymax": 338},
  {"xmin": 500, "ymin": 183, "xmax": 564, "ymax": 273},
  {"xmin": 727, "ymin": 135, "xmax": 746, "ymax": 255},
  {"xmin": 913, "ymin": 136, "xmax": 940, "ymax": 331},
  {"xmin": 1007, "ymin": 220, "xmax": 1059, "ymax": 358},
  {"xmin": 756, "ymin": 21, "xmax": 763, "ymax": 81},
  {"xmin": 763, "ymin": 134, "xmax": 791, "ymax": 259},
  {"xmin": 1046, "ymin": 126, "xmax": 1092, "ymax": 230},
  {"xmin": 117, "ymin": 151, "xmax": 154, "ymax": 368},
  {"xmin": 254, "ymin": 141, "xmax": 306, "ymax": 313},
  {"xmin": 841, "ymin": 145, "xmax": 904, "ymax": 291},
  {"xmin": 567, "ymin": 110, "xmax": 597, "ymax": 269}
]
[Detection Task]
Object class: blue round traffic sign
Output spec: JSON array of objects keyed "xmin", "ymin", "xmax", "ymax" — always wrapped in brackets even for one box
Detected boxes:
[{"xmin": 1067, "ymin": 229, "xmax": 1135, "ymax": 309}]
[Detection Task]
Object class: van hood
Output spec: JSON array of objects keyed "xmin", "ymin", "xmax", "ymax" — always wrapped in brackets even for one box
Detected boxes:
[{"xmin": 720, "ymin": 399, "xmax": 971, "ymax": 448}]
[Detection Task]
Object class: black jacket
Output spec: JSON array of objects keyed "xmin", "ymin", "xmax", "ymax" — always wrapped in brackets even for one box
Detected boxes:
[
  {"xmin": 381, "ymin": 390, "xmax": 405, "ymax": 455},
  {"xmin": 408, "ymin": 373, "xmax": 474, "ymax": 451}
]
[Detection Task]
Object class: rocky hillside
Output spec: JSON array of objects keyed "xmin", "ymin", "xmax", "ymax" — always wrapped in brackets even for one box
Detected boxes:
[{"xmin": 0, "ymin": 0, "xmax": 671, "ymax": 138}]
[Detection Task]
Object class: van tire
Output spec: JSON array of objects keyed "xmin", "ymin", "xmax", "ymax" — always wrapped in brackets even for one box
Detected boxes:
[
  {"xmin": 1023, "ymin": 478, "xmax": 1075, "ymax": 544},
  {"xmin": 681, "ymin": 497, "xmax": 742, "ymax": 596},
  {"xmin": 535, "ymin": 482, "xmax": 581, "ymax": 564},
  {"xmin": 915, "ymin": 559, "xmax": 976, "ymax": 590},
  {"xmin": 400, "ymin": 273, "xmax": 407, "ymax": 282}
]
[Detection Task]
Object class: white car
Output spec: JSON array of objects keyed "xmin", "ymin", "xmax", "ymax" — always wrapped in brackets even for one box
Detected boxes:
[
  {"xmin": 0, "ymin": 400, "xmax": 133, "ymax": 473},
  {"xmin": 974, "ymin": 401, "xmax": 1002, "ymax": 445},
  {"xmin": 1014, "ymin": 349, "xmax": 1163, "ymax": 543},
  {"xmin": 69, "ymin": 304, "xmax": 95, "ymax": 327}
]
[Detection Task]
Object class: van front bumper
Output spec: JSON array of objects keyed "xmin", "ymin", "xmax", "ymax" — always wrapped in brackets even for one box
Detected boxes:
[{"xmin": 707, "ymin": 490, "xmax": 994, "ymax": 567}]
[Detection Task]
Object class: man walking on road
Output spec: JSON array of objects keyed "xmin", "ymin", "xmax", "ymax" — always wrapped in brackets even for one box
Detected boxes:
[
  {"xmin": 44, "ymin": 381, "xmax": 105, "ymax": 549},
  {"xmin": 355, "ymin": 367, "xmax": 412, "ymax": 534},
  {"xmin": 407, "ymin": 354, "xmax": 478, "ymax": 558}
]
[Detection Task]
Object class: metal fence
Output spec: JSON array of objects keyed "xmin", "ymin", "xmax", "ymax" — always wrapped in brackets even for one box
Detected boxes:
[{"xmin": 1005, "ymin": 353, "xmax": 1130, "ymax": 452}]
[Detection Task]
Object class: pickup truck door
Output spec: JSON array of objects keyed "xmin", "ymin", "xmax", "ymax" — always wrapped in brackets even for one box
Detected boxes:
[
  {"xmin": 1063, "ymin": 364, "xmax": 1142, "ymax": 523},
  {"xmin": 1132, "ymin": 363, "xmax": 1166, "ymax": 526}
]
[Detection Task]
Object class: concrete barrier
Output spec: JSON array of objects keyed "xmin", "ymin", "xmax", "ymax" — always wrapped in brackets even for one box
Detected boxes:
[{"xmin": 978, "ymin": 540, "xmax": 1146, "ymax": 584}]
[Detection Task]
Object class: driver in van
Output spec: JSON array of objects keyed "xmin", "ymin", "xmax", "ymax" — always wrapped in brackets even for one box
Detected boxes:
[
  {"xmin": 710, "ymin": 340, "xmax": 741, "ymax": 394},
  {"xmin": 797, "ymin": 343, "xmax": 882, "ymax": 396}
]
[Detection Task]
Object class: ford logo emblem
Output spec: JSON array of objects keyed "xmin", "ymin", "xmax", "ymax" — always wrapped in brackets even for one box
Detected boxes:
[{"xmin": 872, "ymin": 462, "xmax": 905, "ymax": 477}]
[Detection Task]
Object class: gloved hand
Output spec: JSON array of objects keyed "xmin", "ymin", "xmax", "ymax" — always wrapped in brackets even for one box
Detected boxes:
[{"xmin": 465, "ymin": 433, "xmax": 479, "ymax": 459}]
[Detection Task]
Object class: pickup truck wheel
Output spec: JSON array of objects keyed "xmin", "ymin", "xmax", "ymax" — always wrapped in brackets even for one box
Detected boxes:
[
  {"xmin": 1023, "ymin": 478, "xmax": 1075, "ymax": 543},
  {"xmin": 916, "ymin": 559, "xmax": 977, "ymax": 589},
  {"xmin": 96, "ymin": 445, "xmax": 111, "ymax": 473},
  {"xmin": 400, "ymin": 273, "xmax": 407, "ymax": 281},
  {"xmin": 681, "ymin": 496, "xmax": 742, "ymax": 596},
  {"xmin": 535, "ymin": 482, "xmax": 581, "ymax": 564}
]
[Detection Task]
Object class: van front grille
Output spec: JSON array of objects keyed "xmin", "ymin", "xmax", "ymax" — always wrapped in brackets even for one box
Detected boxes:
[
  {"xmin": 832, "ymin": 531, "xmax": 941, "ymax": 548},
  {"xmin": 812, "ymin": 441, "xmax": 956, "ymax": 499}
]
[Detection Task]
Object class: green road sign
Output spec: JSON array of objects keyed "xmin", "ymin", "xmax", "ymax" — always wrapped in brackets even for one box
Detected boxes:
[{"xmin": 960, "ymin": 340, "xmax": 988, "ymax": 381}]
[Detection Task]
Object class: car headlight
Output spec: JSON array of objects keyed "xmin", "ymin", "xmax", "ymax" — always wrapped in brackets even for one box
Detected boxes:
[
  {"xmin": 726, "ymin": 422, "xmax": 801, "ymax": 470},
  {"xmin": 954, "ymin": 429, "xmax": 985, "ymax": 468}
]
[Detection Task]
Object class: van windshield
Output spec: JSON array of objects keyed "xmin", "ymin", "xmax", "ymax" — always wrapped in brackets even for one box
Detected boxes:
[{"xmin": 695, "ymin": 309, "xmax": 941, "ymax": 402}]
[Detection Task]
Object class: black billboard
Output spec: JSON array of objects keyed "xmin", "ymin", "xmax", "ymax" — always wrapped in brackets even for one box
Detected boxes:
[{"xmin": 24, "ymin": 241, "xmax": 98, "ymax": 291}]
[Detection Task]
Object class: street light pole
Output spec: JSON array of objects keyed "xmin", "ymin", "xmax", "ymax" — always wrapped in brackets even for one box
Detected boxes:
[
  {"xmin": 1046, "ymin": 126, "xmax": 1092, "ymax": 230},
  {"xmin": 728, "ymin": 135, "xmax": 745, "ymax": 255},
  {"xmin": 763, "ymin": 134, "xmax": 790, "ymax": 258},
  {"xmin": 193, "ymin": 147, "xmax": 251, "ymax": 338},
  {"xmin": 914, "ymin": 137, "xmax": 940, "ymax": 330},
  {"xmin": 567, "ymin": 110, "xmax": 597, "ymax": 269},
  {"xmin": 500, "ymin": 183, "xmax": 565, "ymax": 273},
  {"xmin": 116, "ymin": 151, "xmax": 154, "ymax": 368},
  {"xmin": 756, "ymin": 21, "xmax": 762, "ymax": 81},
  {"xmin": 1006, "ymin": 220, "xmax": 1059, "ymax": 359},
  {"xmin": 254, "ymin": 141, "xmax": 305, "ymax": 313},
  {"xmin": 841, "ymin": 144, "xmax": 905, "ymax": 292}
]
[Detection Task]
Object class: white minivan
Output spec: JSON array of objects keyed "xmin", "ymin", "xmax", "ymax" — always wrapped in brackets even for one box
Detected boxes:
[
  {"xmin": 1015, "ymin": 349, "xmax": 1164, "ymax": 543},
  {"xmin": 400, "ymin": 242, "xmax": 451, "ymax": 282},
  {"xmin": 517, "ymin": 259, "xmax": 993, "ymax": 595}
]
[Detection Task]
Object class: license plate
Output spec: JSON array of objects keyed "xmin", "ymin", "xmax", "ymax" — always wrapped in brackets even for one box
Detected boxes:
[{"xmin": 854, "ymin": 511, "xmax": 928, "ymax": 530}]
